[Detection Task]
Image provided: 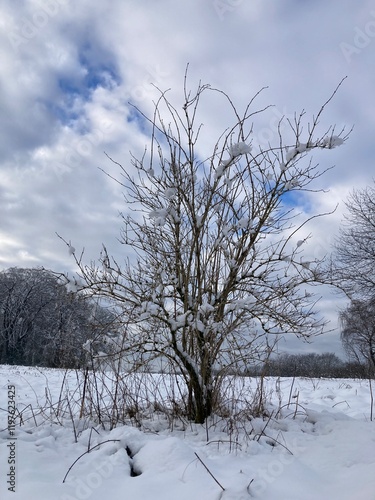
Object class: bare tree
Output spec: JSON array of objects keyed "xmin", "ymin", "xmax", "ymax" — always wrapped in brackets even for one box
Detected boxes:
[
  {"xmin": 0, "ymin": 268, "xmax": 56, "ymax": 365},
  {"xmin": 0, "ymin": 267, "xmax": 108, "ymax": 367},
  {"xmin": 340, "ymin": 299, "xmax": 375, "ymax": 373},
  {"xmin": 69, "ymin": 73, "xmax": 348, "ymax": 423},
  {"xmin": 333, "ymin": 182, "xmax": 375, "ymax": 300}
]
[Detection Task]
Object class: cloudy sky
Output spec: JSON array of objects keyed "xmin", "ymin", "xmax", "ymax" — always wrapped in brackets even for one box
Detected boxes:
[{"xmin": 1, "ymin": 0, "xmax": 374, "ymax": 357}]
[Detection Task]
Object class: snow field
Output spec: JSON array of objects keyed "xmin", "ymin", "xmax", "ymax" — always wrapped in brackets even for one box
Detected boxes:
[{"xmin": 1, "ymin": 366, "xmax": 375, "ymax": 499}]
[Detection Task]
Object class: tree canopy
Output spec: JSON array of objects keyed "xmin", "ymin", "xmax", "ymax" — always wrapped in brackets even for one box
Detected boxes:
[{"xmin": 68, "ymin": 75, "xmax": 348, "ymax": 422}]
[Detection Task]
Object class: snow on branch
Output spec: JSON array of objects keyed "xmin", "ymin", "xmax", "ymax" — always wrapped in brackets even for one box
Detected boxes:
[
  {"xmin": 320, "ymin": 135, "xmax": 345, "ymax": 149},
  {"xmin": 228, "ymin": 141, "xmax": 252, "ymax": 158}
]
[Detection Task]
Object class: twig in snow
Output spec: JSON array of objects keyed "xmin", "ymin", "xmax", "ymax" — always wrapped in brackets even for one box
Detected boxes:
[
  {"xmin": 62, "ymin": 440, "xmax": 121, "ymax": 483},
  {"xmin": 194, "ymin": 452, "xmax": 225, "ymax": 492}
]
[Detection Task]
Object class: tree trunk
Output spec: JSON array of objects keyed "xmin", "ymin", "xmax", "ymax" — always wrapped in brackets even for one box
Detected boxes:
[{"xmin": 186, "ymin": 369, "xmax": 213, "ymax": 424}]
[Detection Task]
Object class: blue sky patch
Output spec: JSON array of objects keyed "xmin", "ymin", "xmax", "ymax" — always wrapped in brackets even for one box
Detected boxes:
[{"xmin": 48, "ymin": 45, "xmax": 121, "ymax": 129}]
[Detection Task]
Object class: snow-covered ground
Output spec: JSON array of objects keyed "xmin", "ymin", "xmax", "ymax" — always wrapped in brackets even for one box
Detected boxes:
[{"xmin": 1, "ymin": 365, "xmax": 375, "ymax": 499}]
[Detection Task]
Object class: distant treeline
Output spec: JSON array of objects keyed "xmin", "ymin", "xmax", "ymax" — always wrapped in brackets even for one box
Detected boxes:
[
  {"xmin": 245, "ymin": 352, "xmax": 372, "ymax": 379},
  {"xmin": 0, "ymin": 267, "xmax": 115, "ymax": 368}
]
